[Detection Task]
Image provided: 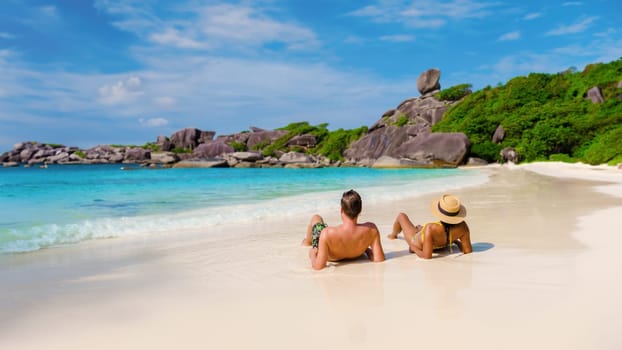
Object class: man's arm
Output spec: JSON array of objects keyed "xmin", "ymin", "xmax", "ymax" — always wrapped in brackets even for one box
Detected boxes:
[
  {"xmin": 309, "ymin": 229, "xmax": 329, "ymax": 270},
  {"xmin": 368, "ymin": 225, "xmax": 385, "ymax": 262}
]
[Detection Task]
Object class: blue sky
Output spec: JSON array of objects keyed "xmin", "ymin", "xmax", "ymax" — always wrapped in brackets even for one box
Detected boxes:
[{"xmin": 0, "ymin": 0, "xmax": 620, "ymax": 151}]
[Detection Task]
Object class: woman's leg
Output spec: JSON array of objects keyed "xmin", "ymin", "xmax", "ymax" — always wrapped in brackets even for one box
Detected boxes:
[
  {"xmin": 388, "ymin": 212, "xmax": 417, "ymax": 238},
  {"xmin": 302, "ymin": 214, "xmax": 324, "ymax": 245},
  {"xmin": 388, "ymin": 212, "xmax": 422, "ymax": 243}
]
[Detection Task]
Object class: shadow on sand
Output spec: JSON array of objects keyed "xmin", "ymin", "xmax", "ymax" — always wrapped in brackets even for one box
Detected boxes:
[
  {"xmin": 471, "ymin": 242, "xmax": 494, "ymax": 252},
  {"xmin": 382, "ymin": 241, "xmax": 495, "ymax": 260}
]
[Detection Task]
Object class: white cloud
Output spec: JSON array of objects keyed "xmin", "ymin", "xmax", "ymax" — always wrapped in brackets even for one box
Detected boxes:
[
  {"xmin": 348, "ymin": 5, "xmax": 385, "ymax": 18},
  {"xmin": 198, "ymin": 4, "xmax": 319, "ymax": 50},
  {"xmin": 95, "ymin": 2, "xmax": 319, "ymax": 52},
  {"xmin": 523, "ymin": 12, "xmax": 542, "ymax": 20},
  {"xmin": 93, "ymin": 0, "xmax": 156, "ymax": 35},
  {"xmin": 562, "ymin": 2, "xmax": 583, "ymax": 6},
  {"xmin": 150, "ymin": 28, "xmax": 203, "ymax": 49},
  {"xmin": 349, "ymin": 0, "xmax": 500, "ymax": 28},
  {"xmin": 498, "ymin": 31, "xmax": 521, "ymax": 42},
  {"xmin": 154, "ymin": 96, "xmax": 176, "ymax": 107},
  {"xmin": 139, "ymin": 117, "xmax": 169, "ymax": 127},
  {"xmin": 379, "ymin": 34, "xmax": 415, "ymax": 42},
  {"xmin": 98, "ymin": 76, "xmax": 144, "ymax": 105},
  {"xmin": 0, "ymin": 32, "xmax": 15, "ymax": 39},
  {"xmin": 546, "ymin": 16, "xmax": 598, "ymax": 36}
]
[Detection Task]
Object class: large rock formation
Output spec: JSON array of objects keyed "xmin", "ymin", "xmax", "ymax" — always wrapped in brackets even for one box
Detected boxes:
[
  {"xmin": 345, "ymin": 71, "xmax": 470, "ymax": 168},
  {"xmin": 0, "ymin": 142, "xmax": 165, "ymax": 166},
  {"xmin": 501, "ymin": 147, "xmax": 519, "ymax": 163},
  {"xmin": 169, "ymin": 128, "xmax": 215, "ymax": 150},
  {"xmin": 246, "ymin": 127, "xmax": 288, "ymax": 150},
  {"xmin": 492, "ymin": 125, "xmax": 505, "ymax": 144},
  {"xmin": 417, "ymin": 69, "xmax": 441, "ymax": 95},
  {"xmin": 286, "ymin": 134, "xmax": 317, "ymax": 148},
  {"xmin": 192, "ymin": 141, "xmax": 234, "ymax": 158},
  {"xmin": 586, "ymin": 86, "xmax": 604, "ymax": 103},
  {"xmin": 394, "ymin": 132, "xmax": 470, "ymax": 167}
]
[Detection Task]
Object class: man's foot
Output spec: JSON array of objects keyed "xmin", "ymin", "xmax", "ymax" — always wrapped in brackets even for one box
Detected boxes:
[
  {"xmin": 387, "ymin": 232, "xmax": 399, "ymax": 240},
  {"xmin": 301, "ymin": 238, "xmax": 311, "ymax": 246}
]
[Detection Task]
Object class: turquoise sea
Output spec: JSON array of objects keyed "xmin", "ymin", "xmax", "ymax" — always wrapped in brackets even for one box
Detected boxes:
[{"xmin": 0, "ymin": 165, "xmax": 488, "ymax": 254}]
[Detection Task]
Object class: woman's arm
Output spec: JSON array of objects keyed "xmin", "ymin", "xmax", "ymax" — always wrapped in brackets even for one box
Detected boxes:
[
  {"xmin": 409, "ymin": 225, "xmax": 433, "ymax": 259},
  {"xmin": 459, "ymin": 223, "xmax": 472, "ymax": 254}
]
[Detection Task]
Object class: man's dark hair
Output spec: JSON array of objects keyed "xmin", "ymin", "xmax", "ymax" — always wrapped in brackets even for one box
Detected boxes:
[{"xmin": 341, "ymin": 189, "xmax": 362, "ymax": 219}]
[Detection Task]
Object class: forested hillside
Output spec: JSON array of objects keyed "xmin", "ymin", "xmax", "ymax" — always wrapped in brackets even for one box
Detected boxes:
[{"xmin": 434, "ymin": 58, "xmax": 622, "ymax": 165}]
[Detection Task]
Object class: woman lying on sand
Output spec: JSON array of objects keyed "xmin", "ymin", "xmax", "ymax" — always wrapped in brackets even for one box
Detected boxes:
[{"xmin": 388, "ymin": 194, "xmax": 472, "ymax": 259}]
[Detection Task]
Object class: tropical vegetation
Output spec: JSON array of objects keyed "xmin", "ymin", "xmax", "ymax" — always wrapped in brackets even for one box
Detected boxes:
[
  {"xmin": 252, "ymin": 121, "xmax": 368, "ymax": 161},
  {"xmin": 434, "ymin": 58, "xmax": 622, "ymax": 165}
]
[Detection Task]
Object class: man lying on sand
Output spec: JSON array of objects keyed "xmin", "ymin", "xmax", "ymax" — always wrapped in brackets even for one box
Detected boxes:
[
  {"xmin": 388, "ymin": 194, "xmax": 472, "ymax": 259},
  {"xmin": 302, "ymin": 189, "xmax": 385, "ymax": 270}
]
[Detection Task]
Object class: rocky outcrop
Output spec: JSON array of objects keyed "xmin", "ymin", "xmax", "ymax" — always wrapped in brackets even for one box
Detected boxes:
[
  {"xmin": 286, "ymin": 135, "xmax": 317, "ymax": 148},
  {"xmin": 149, "ymin": 152, "xmax": 179, "ymax": 164},
  {"xmin": 368, "ymin": 95, "xmax": 448, "ymax": 136},
  {"xmin": 156, "ymin": 135, "xmax": 172, "ymax": 152},
  {"xmin": 394, "ymin": 132, "xmax": 470, "ymax": 167},
  {"xmin": 1, "ymin": 142, "xmax": 173, "ymax": 166},
  {"xmin": 371, "ymin": 156, "xmax": 420, "ymax": 168},
  {"xmin": 417, "ymin": 69, "xmax": 441, "ymax": 95},
  {"xmin": 279, "ymin": 151, "xmax": 313, "ymax": 164},
  {"xmin": 465, "ymin": 157, "xmax": 488, "ymax": 166},
  {"xmin": 492, "ymin": 125, "xmax": 505, "ymax": 144},
  {"xmin": 230, "ymin": 152, "xmax": 264, "ymax": 162},
  {"xmin": 586, "ymin": 86, "xmax": 604, "ymax": 103},
  {"xmin": 169, "ymin": 128, "xmax": 215, "ymax": 150},
  {"xmin": 345, "ymin": 73, "xmax": 470, "ymax": 168},
  {"xmin": 124, "ymin": 148, "xmax": 151, "ymax": 162},
  {"xmin": 192, "ymin": 141, "xmax": 234, "ymax": 158},
  {"xmin": 344, "ymin": 126, "xmax": 410, "ymax": 160},
  {"xmin": 216, "ymin": 132, "xmax": 251, "ymax": 146},
  {"xmin": 501, "ymin": 147, "xmax": 519, "ymax": 163},
  {"xmin": 246, "ymin": 128, "xmax": 288, "ymax": 150},
  {"xmin": 173, "ymin": 159, "xmax": 229, "ymax": 168}
]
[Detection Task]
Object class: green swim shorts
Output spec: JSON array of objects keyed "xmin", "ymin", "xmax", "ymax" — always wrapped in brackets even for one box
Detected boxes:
[{"xmin": 311, "ymin": 222, "xmax": 327, "ymax": 249}]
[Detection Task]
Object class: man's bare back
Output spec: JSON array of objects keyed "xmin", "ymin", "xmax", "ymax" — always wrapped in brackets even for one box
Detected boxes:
[
  {"xmin": 302, "ymin": 190, "xmax": 385, "ymax": 270},
  {"xmin": 320, "ymin": 221, "xmax": 381, "ymax": 261}
]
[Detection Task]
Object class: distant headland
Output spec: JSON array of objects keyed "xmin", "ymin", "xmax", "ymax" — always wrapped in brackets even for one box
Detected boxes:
[{"xmin": 3, "ymin": 59, "xmax": 622, "ymax": 169}]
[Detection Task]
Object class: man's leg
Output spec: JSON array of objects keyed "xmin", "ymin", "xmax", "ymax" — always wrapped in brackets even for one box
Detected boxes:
[{"xmin": 302, "ymin": 214, "xmax": 324, "ymax": 246}]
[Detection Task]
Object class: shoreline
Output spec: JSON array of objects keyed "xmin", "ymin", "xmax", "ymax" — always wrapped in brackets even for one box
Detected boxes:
[
  {"xmin": 1, "ymin": 161, "xmax": 621, "ymax": 349},
  {"xmin": 0, "ymin": 165, "xmax": 487, "ymax": 254}
]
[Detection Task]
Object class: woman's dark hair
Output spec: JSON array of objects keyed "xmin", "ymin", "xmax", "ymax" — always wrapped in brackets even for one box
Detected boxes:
[{"xmin": 341, "ymin": 189, "xmax": 362, "ymax": 219}]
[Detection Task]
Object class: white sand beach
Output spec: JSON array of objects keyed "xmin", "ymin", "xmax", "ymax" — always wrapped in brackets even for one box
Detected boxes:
[{"xmin": 1, "ymin": 162, "xmax": 621, "ymax": 350}]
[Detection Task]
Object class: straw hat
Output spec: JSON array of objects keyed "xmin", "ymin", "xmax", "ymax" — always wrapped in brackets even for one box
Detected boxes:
[{"xmin": 430, "ymin": 194, "xmax": 467, "ymax": 224}]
